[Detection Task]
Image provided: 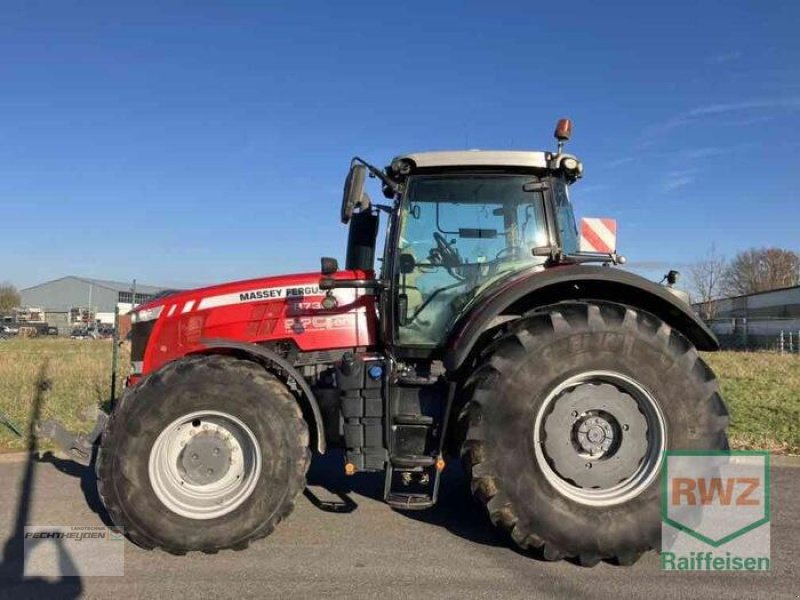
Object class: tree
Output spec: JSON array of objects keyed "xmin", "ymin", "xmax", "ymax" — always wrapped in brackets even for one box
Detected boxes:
[
  {"xmin": 689, "ymin": 245, "xmax": 727, "ymax": 320},
  {"xmin": 723, "ymin": 248, "xmax": 800, "ymax": 296},
  {"xmin": 0, "ymin": 282, "xmax": 21, "ymax": 314}
]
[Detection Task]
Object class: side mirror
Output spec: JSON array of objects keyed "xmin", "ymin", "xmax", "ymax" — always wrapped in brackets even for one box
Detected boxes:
[
  {"xmin": 578, "ymin": 217, "xmax": 617, "ymax": 254},
  {"xmin": 341, "ymin": 164, "xmax": 368, "ymax": 224},
  {"xmin": 321, "ymin": 257, "xmax": 339, "ymax": 275}
]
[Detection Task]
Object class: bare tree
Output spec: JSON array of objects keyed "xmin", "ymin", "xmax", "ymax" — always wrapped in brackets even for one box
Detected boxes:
[
  {"xmin": 0, "ymin": 282, "xmax": 21, "ymax": 314},
  {"xmin": 689, "ymin": 245, "xmax": 727, "ymax": 320},
  {"xmin": 723, "ymin": 248, "xmax": 800, "ymax": 296}
]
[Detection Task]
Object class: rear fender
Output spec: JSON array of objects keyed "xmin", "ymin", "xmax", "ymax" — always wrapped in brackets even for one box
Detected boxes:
[{"xmin": 444, "ymin": 266, "xmax": 718, "ymax": 374}]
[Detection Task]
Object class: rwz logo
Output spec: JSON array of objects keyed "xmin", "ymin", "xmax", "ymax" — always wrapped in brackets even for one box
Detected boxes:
[
  {"xmin": 671, "ymin": 477, "xmax": 760, "ymax": 507},
  {"xmin": 660, "ymin": 451, "xmax": 770, "ymax": 571}
]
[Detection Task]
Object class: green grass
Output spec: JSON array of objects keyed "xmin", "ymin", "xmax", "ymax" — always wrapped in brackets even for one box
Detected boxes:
[
  {"xmin": 704, "ymin": 352, "xmax": 800, "ymax": 454},
  {"xmin": 0, "ymin": 339, "xmax": 798, "ymax": 454},
  {"xmin": 0, "ymin": 338, "xmax": 128, "ymax": 452}
]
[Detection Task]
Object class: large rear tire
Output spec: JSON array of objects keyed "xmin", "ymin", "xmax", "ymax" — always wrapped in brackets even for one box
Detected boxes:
[
  {"xmin": 460, "ymin": 302, "xmax": 729, "ymax": 565},
  {"xmin": 97, "ymin": 354, "xmax": 310, "ymax": 554}
]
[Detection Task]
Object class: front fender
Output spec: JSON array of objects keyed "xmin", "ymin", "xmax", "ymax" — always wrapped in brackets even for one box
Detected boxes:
[
  {"xmin": 444, "ymin": 265, "xmax": 717, "ymax": 373},
  {"xmin": 199, "ymin": 338, "xmax": 326, "ymax": 453}
]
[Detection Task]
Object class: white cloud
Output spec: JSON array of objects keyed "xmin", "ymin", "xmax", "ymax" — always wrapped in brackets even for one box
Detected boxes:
[
  {"xmin": 605, "ymin": 156, "xmax": 636, "ymax": 168},
  {"xmin": 624, "ymin": 260, "xmax": 691, "ymax": 270},
  {"xmin": 687, "ymin": 97, "xmax": 800, "ymax": 116},
  {"xmin": 705, "ymin": 51, "xmax": 743, "ymax": 65},
  {"xmin": 666, "ymin": 168, "xmax": 698, "ymax": 179},
  {"xmin": 636, "ymin": 97, "xmax": 800, "ymax": 150},
  {"xmin": 718, "ymin": 115, "xmax": 775, "ymax": 126},
  {"xmin": 660, "ymin": 169, "xmax": 697, "ymax": 192},
  {"xmin": 675, "ymin": 143, "xmax": 753, "ymax": 160},
  {"xmin": 641, "ymin": 116, "xmax": 693, "ymax": 138}
]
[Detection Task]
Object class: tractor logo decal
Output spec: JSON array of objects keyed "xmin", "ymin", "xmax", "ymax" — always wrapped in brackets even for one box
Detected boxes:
[
  {"xmin": 240, "ymin": 285, "xmax": 321, "ymax": 302},
  {"xmin": 196, "ymin": 283, "xmax": 322, "ymax": 311}
]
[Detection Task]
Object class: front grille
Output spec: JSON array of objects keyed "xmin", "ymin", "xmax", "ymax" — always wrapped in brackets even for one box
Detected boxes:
[{"xmin": 130, "ymin": 320, "xmax": 156, "ymax": 362}]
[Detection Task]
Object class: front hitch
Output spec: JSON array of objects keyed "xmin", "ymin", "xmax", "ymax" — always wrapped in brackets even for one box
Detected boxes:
[{"xmin": 33, "ymin": 411, "xmax": 108, "ymax": 463}]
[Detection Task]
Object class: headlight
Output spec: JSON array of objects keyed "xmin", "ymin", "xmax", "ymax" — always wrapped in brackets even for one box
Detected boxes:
[
  {"xmin": 131, "ymin": 305, "xmax": 163, "ymax": 323},
  {"xmin": 390, "ymin": 159, "xmax": 413, "ymax": 175},
  {"xmin": 563, "ymin": 157, "xmax": 579, "ymax": 170}
]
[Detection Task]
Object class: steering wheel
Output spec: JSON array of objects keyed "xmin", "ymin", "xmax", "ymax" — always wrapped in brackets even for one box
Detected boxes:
[
  {"xmin": 429, "ymin": 232, "xmax": 464, "ymax": 281},
  {"xmin": 432, "ymin": 232, "xmax": 461, "ymax": 267}
]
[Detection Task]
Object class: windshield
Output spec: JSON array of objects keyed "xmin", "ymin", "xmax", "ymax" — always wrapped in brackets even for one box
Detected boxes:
[{"xmin": 396, "ymin": 174, "xmax": 549, "ymax": 346}]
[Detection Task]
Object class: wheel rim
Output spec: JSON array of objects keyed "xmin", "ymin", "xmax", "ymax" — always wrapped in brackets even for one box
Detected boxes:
[
  {"xmin": 148, "ymin": 410, "xmax": 262, "ymax": 520},
  {"xmin": 533, "ymin": 371, "xmax": 666, "ymax": 506}
]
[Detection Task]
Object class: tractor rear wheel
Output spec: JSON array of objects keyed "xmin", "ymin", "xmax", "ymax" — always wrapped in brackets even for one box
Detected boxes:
[
  {"xmin": 460, "ymin": 301, "xmax": 729, "ymax": 565},
  {"xmin": 97, "ymin": 354, "xmax": 310, "ymax": 554}
]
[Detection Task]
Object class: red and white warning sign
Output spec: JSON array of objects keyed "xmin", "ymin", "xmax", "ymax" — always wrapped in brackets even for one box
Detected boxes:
[{"xmin": 579, "ymin": 218, "xmax": 617, "ymax": 254}]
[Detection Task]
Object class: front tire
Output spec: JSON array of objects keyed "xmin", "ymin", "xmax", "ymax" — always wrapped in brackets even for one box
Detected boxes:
[
  {"xmin": 461, "ymin": 302, "xmax": 729, "ymax": 565},
  {"xmin": 97, "ymin": 355, "xmax": 310, "ymax": 554}
]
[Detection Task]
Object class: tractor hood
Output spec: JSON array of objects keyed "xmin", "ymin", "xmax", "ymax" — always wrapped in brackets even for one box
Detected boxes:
[
  {"xmin": 132, "ymin": 267, "xmax": 378, "ymax": 319},
  {"xmin": 130, "ymin": 269, "xmax": 377, "ymax": 377},
  {"xmin": 133, "ymin": 271, "xmax": 331, "ymax": 316}
]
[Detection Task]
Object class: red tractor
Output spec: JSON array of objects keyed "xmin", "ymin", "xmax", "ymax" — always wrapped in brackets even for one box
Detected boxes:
[{"xmin": 96, "ymin": 120, "xmax": 728, "ymax": 565}]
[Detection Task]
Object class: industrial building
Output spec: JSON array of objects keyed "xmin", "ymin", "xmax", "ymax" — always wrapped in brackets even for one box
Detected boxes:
[
  {"xmin": 696, "ymin": 284, "xmax": 800, "ymax": 350},
  {"xmin": 18, "ymin": 276, "xmax": 172, "ymax": 333}
]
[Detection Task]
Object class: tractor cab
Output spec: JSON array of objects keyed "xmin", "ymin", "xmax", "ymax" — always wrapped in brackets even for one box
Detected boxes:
[
  {"xmin": 388, "ymin": 151, "xmax": 580, "ymax": 348},
  {"xmin": 324, "ymin": 119, "xmax": 608, "ymax": 353}
]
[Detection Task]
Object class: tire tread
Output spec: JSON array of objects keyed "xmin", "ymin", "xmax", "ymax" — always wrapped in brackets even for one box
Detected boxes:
[
  {"xmin": 460, "ymin": 301, "xmax": 729, "ymax": 566},
  {"xmin": 97, "ymin": 354, "xmax": 310, "ymax": 554}
]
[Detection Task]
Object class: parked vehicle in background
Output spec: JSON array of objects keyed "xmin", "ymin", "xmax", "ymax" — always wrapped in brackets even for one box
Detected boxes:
[
  {"xmin": 1, "ymin": 324, "xmax": 20, "ymax": 336},
  {"xmin": 0, "ymin": 321, "xmax": 52, "ymax": 337},
  {"xmin": 71, "ymin": 325, "xmax": 115, "ymax": 340}
]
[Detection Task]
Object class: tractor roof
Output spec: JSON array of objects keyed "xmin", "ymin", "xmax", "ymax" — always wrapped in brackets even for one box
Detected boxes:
[{"xmin": 393, "ymin": 150, "xmax": 549, "ymax": 170}]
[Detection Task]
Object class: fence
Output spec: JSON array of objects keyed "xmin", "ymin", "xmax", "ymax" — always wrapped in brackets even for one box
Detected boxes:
[
  {"xmin": 776, "ymin": 330, "xmax": 800, "ymax": 355},
  {"xmin": 707, "ymin": 316, "xmax": 800, "ymax": 352}
]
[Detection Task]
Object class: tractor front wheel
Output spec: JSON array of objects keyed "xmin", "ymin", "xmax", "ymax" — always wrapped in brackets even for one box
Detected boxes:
[
  {"xmin": 97, "ymin": 355, "xmax": 310, "ymax": 554},
  {"xmin": 461, "ymin": 302, "xmax": 729, "ymax": 565}
]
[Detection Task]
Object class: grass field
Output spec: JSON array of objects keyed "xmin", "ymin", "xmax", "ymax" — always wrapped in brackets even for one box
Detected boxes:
[
  {"xmin": 704, "ymin": 352, "xmax": 800, "ymax": 454},
  {"xmin": 0, "ymin": 338, "xmax": 798, "ymax": 454},
  {"xmin": 0, "ymin": 338, "xmax": 128, "ymax": 452}
]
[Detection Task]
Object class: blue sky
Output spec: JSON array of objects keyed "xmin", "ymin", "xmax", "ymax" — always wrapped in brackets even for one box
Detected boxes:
[{"xmin": 1, "ymin": 0, "xmax": 798, "ymax": 289}]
